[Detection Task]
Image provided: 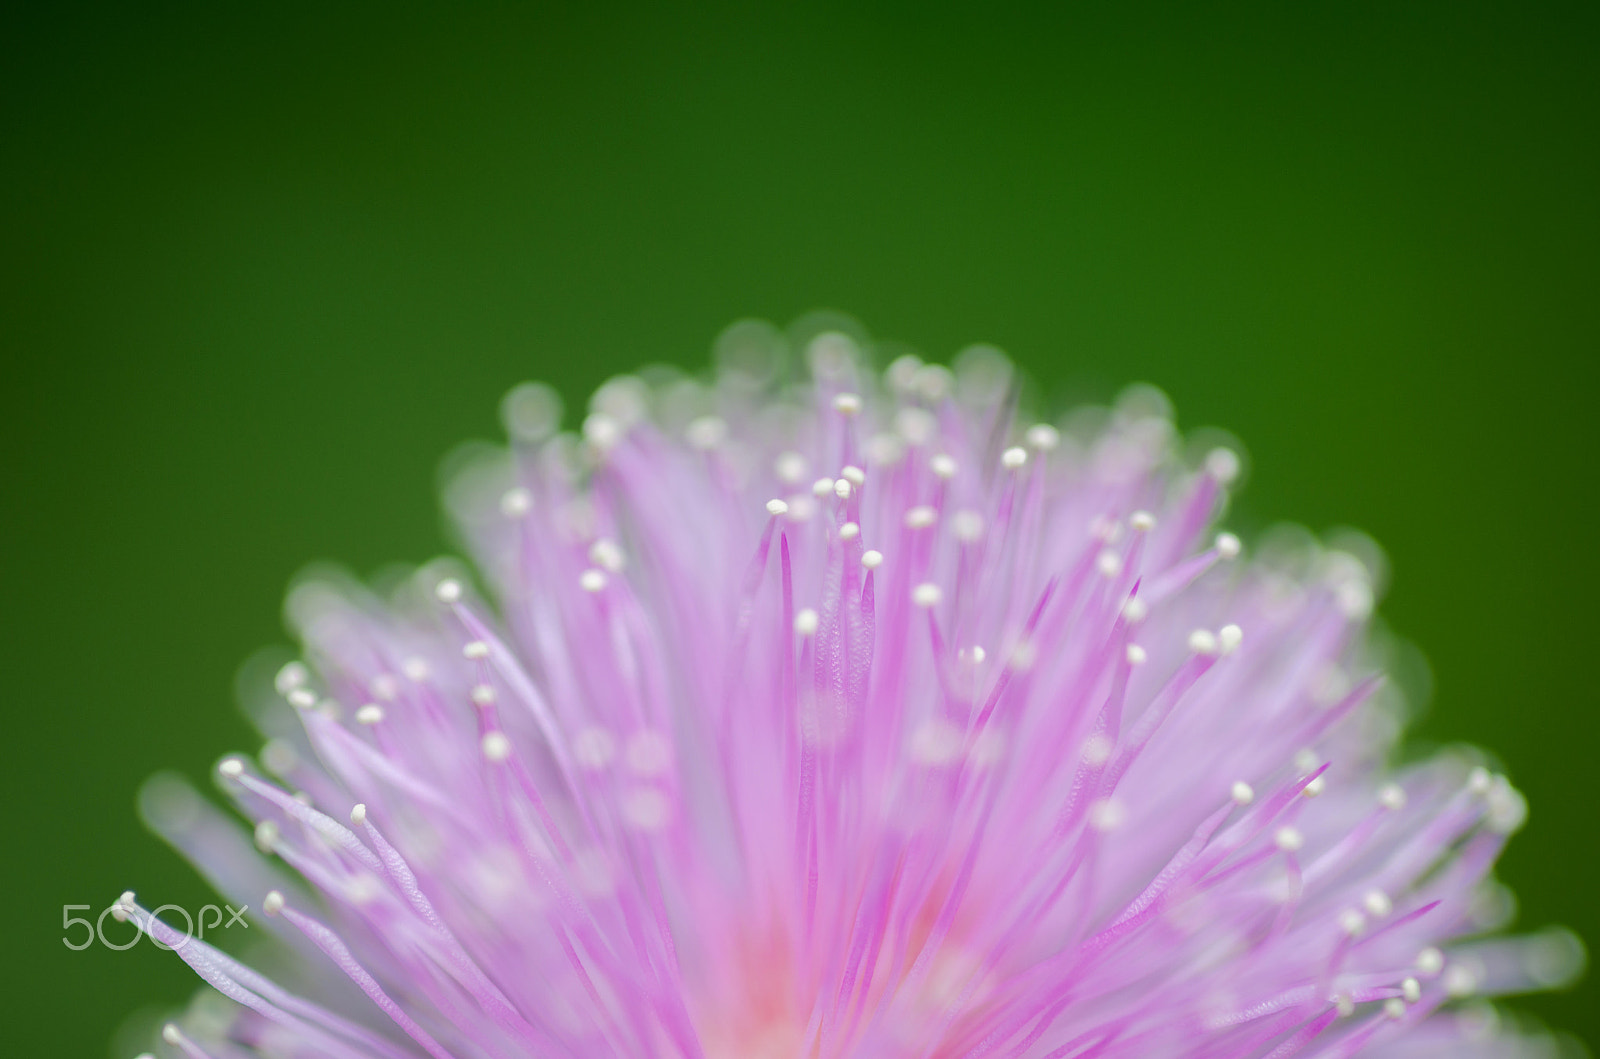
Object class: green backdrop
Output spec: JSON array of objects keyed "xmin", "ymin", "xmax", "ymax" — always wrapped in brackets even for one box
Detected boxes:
[{"xmin": 4, "ymin": 2, "xmax": 1595, "ymax": 1054}]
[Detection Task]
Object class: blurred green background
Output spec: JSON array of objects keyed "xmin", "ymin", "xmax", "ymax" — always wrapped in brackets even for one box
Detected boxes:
[{"xmin": 3, "ymin": 2, "xmax": 1596, "ymax": 1054}]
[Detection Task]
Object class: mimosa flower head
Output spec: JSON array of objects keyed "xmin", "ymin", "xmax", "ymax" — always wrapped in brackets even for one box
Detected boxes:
[{"xmin": 124, "ymin": 320, "xmax": 1581, "ymax": 1057}]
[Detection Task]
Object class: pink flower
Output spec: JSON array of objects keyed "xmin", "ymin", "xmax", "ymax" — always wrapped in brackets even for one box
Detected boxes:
[{"xmin": 124, "ymin": 323, "xmax": 1579, "ymax": 1057}]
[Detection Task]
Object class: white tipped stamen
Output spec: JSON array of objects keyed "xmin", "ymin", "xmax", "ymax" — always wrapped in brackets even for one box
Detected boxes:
[
  {"xmin": 963, "ymin": 645, "xmax": 987, "ymax": 664},
  {"xmin": 435, "ymin": 578, "xmax": 463, "ymax": 603},
  {"xmin": 861, "ymin": 550, "xmax": 884, "ymax": 570},
  {"xmin": 1088, "ymin": 798, "xmax": 1127, "ymax": 832},
  {"xmin": 401, "ymin": 657, "xmax": 429, "ymax": 682},
  {"xmin": 794, "ymin": 608, "xmax": 820, "ymax": 636},
  {"xmin": 1126, "ymin": 644, "xmax": 1148, "ymax": 666},
  {"xmin": 1468, "ymin": 766, "xmax": 1492, "ymax": 794},
  {"xmin": 1303, "ymin": 775, "xmax": 1325, "ymax": 798},
  {"xmin": 262, "ymin": 890, "xmax": 285, "ymax": 916},
  {"xmin": 832, "ymin": 392, "xmax": 862, "ymax": 415},
  {"xmin": 839, "ymin": 522, "xmax": 859, "ymax": 540},
  {"xmin": 482, "ymin": 732, "xmax": 512, "ymax": 762},
  {"xmin": 579, "ymin": 568, "xmax": 608, "ymax": 593},
  {"xmin": 1001, "ymin": 446, "xmax": 1028, "ymax": 470},
  {"xmin": 1214, "ymin": 532, "xmax": 1241, "ymax": 560},
  {"xmin": 912, "ymin": 583, "xmax": 943, "ymax": 608},
  {"xmin": 951, "ymin": 510, "xmax": 984, "ymax": 542},
  {"xmin": 162, "ymin": 1024, "xmax": 183, "ymax": 1045},
  {"xmin": 1122, "ymin": 597, "xmax": 1148, "ymax": 623},
  {"xmin": 1096, "ymin": 550, "xmax": 1123, "ymax": 577},
  {"xmin": 1444, "ymin": 963, "xmax": 1478, "ymax": 997},
  {"xmin": 685, "ymin": 415, "xmax": 727, "ymax": 450},
  {"xmin": 929, "ymin": 454, "xmax": 958, "ymax": 479},
  {"xmin": 350, "ymin": 803, "xmax": 367, "ymax": 827},
  {"xmin": 287, "ymin": 688, "xmax": 317, "ymax": 710},
  {"xmin": 1218, "ymin": 624, "xmax": 1243, "ymax": 655},
  {"xmin": 1231, "ymin": 781, "xmax": 1255, "ymax": 806},
  {"xmin": 1025, "ymin": 423, "xmax": 1060, "ymax": 451},
  {"xmin": 832, "ymin": 477, "xmax": 851, "ymax": 500},
  {"xmin": 1206, "ymin": 447, "xmax": 1241, "ymax": 484},
  {"xmin": 840, "ymin": 465, "xmax": 865, "ymax": 487},
  {"xmin": 1129, "ymin": 510, "xmax": 1156, "ymax": 532},
  {"xmin": 1363, "ymin": 889, "xmax": 1392, "ymax": 917},
  {"xmin": 355, "ymin": 704, "xmax": 384, "ymax": 726},
  {"xmin": 765, "ymin": 498, "xmax": 789, "ymax": 517},
  {"xmin": 1401, "ymin": 977, "xmax": 1421, "ymax": 1004},
  {"xmin": 500, "ymin": 487, "xmax": 532, "ymax": 517},
  {"xmin": 1379, "ymin": 783, "xmax": 1408, "ymax": 811},
  {"xmin": 775, "ymin": 451, "xmax": 808, "ymax": 484},
  {"xmin": 1274, "ymin": 826, "xmax": 1304, "ymax": 853},
  {"xmin": 463, "ymin": 640, "xmax": 490, "ymax": 660},
  {"xmin": 1416, "ymin": 947, "xmax": 1445, "ymax": 976},
  {"xmin": 1081, "ymin": 735, "xmax": 1113, "ymax": 766},
  {"xmin": 253, "ymin": 819, "xmax": 280, "ymax": 853},
  {"xmin": 274, "ymin": 661, "xmax": 309, "ymax": 694},
  {"xmin": 471, "ymin": 684, "xmax": 497, "ymax": 705},
  {"xmin": 1383, "ymin": 997, "xmax": 1406, "ymax": 1019},
  {"xmin": 1334, "ymin": 995, "xmax": 1355, "ymax": 1018},
  {"xmin": 589, "ymin": 538, "xmax": 625, "ymax": 572},
  {"xmin": 812, "ymin": 477, "xmax": 836, "ymax": 498},
  {"xmin": 218, "ymin": 758, "xmax": 245, "ymax": 779},
  {"xmin": 905, "ymin": 505, "xmax": 938, "ymax": 529},
  {"xmin": 1338, "ymin": 908, "xmax": 1368, "ymax": 936},
  {"xmin": 1188, "ymin": 629, "xmax": 1219, "ymax": 656},
  {"xmin": 1294, "ymin": 748, "xmax": 1321, "ymax": 773}
]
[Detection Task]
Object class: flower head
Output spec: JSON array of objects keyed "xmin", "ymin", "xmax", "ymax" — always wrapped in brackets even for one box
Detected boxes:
[{"xmin": 126, "ymin": 323, "xmax": 1579, "ymax": 1057}]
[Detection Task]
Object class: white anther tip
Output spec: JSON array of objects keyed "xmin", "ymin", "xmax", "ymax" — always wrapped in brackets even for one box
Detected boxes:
[
  {"xmin": 1401, "ymin": 977, "xmax": 1421, "ymax": 1003},
  {"xmin": 1129, "ymin": 510, "xmax": 1156, "ymax": 532},
  {"xmin": 1231, "ymin": 780, "xmax": 1255, "ymax": 806},
  {"xmin": 905, "ymin": 505, "xmax": 938, "ymax": 529},
  {"xmin": 350, "ymin": 803, "xmax": 367, "ymax": 826},
  {"xmin": 218, "ymin": 757, "xmax": 245, "ymax": 778},
  {"xmin": 463, "ymin": 639, "xmax": 490, "ymax": 659},
  {"xmin": 1214, "ymin": 532, "xmax": 1241, "ymax": 560},
  {"xmin": 262, "ymin": 890, "xmax": 285, "ymax": 916},
  {"xmin": 840, "ymin": 465, "xmax": 865, "ymax": 486},
  {"xmin": 766, "ymin": 498, "xmax": 789, "ymax": 516},
  {"xmin": 355, "ymin": 704, "xmax": 384, "ymax": 726},
  {"xmin": 1378, "ymin": 783, "xmax": 1408, "ymax": 811},
  {"xmin": 1121, "ymin": 597, "xmax": 1148, "ymax": 623},
  {"xmin": 1125, "ymin": 644, "xmax": 1148, "ymax": 666},
  {"xmin": 1025, "ymin": 423, "xmax": 1060, "ymax": 451},
  {"xmin": 470, "ymin": 684, "xmax": 496, "ymax": 705},
  {"xmin": 435, "ymin": 578, "xmax": 463, "ymax": 603},
  {"xmin": 1338, "ymin": 908, "xmax": 1367, "ymax": 936},
  {"xmin": 1274, "ymin": 826, "xmax": 1305, "ymax": 853},
  {"xmin": 1363, "ymin": 888, "xmax": 1392, "ymax": 917},
  {"xmin": 579, "ymin": 568, "xmax": 608, "ymax": 593},
  {"xmin": 482, "ymin": 731, "xmax": 512, "ymax": 762},
  {"xmin": 832, "ymin": 392, "xmax": 862, "ymax": 415},
  {"xmin": 1416, "ymin": 947, "xmax": 1445, "ymax": 976},
  {"xmin": 861, "ymin": 549, "xmax": 884, "ymax": 570},
  {"xmin": 839, "ymin": 521, "xmax": 860, "ymax": 539},
  {"xmin": 929, "ymin": 454, "xmax": 958, "ymax": 479},
  {"xmin": 912, "ymin": 583, "xmax": 943, "ymax": 608},
  {"xmin": 1001, "ymin": 446, "xmax": 1028, "ymax": 470},
  {"xmin": 1188, "ymin": 629, "xmax": 1219, "ymax": 656},
  {"xmin": 500, "ymin": 487, "xmax": 532, "ymax": 517},
  {"xmin": 162, "ymin": 1024, "xmax": 183, "ymax": 1045},
  {"xmin": 1383, "ymin": 997, "xmax": 1406, "ymax": 1020},
  {"xmin": 794, "ymin": 608, "xmax": 820, "ymax": 636},
  {"xmin": 1206, "ymin": 447, "xmax": 1241, "ymax": 484},
  {"xmin": 812, "ymin": 477, "xmax": 836, "ymax": 497},
  {"xmin": 1303, "ymin": 775, "xmax": 1326, "ymax": 798},
  {"xmin": 274, "ymin": 661, "xmax": 309, "ymax": 694},
  {"xmin": 1218, "ymin": 624, "xmax": 1243, "ymax": 655}
]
